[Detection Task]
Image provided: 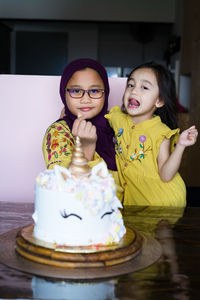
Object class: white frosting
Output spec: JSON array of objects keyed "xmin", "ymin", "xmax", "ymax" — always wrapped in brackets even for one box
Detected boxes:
[{"xmin": 32, "ymin": 162, "xmax": 126, "ymax": 246}]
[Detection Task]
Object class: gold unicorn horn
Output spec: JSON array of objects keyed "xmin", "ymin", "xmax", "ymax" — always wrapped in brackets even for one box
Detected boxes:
[{"xmin": 68, "ymin": 136, "xmax": 91, "ymax": 177}]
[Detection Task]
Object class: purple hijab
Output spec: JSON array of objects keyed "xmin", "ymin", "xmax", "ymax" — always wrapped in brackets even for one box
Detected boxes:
[{"xmin": 59, "ymin": 58, "xmax": 117, "ymax": 171}]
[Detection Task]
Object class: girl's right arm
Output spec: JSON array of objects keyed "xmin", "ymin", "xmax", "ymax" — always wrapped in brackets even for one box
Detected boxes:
[
  {"xmin": 43, "ymin": 120, "xmax": 103, "ymax": 170},
  {"xmin": 158, "ymin": 126, "xmax": 198, "ymax": 182},
  {"xmin": 42, "ymin": 121, "xmax": 74, "ymax": 169}
]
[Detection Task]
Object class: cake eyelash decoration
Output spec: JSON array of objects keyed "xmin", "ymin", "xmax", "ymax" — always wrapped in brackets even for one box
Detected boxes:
[
  {"xmin": 60, "ymin": 209, "xmax": 82, "ymax": 220},
  {"xmin": 101, "ymin": 209, "xmax": 114, "ymax": 219}
]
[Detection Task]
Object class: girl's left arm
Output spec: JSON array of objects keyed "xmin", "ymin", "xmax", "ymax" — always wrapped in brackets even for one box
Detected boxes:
[{"xmin": 158, "ymin": 126, "xmax": 198, "ymax": 182}]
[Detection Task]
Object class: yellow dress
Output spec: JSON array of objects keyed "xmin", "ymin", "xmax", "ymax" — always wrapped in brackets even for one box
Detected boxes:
[
  {"xmin": 42, "ymin": 119, "xmax": 123, "ymax": 201},
  {"xmin": 105, "ymin": 106, "xmax": 186, "ymax": 207}
]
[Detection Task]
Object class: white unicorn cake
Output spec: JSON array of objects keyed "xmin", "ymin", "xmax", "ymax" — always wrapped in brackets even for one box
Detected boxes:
[{"xmin": 32, "ymin": 137, "xmax": 126, "ymax": 247}]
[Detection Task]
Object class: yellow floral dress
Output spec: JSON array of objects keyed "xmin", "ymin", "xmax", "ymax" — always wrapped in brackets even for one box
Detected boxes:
[
  {"xmin": 42, "ymin": 119, "xmax": 123, "ymax": 201},
  {"xmin": 105, "ymin": 106, "xmax": 186, "ymax": 207}
]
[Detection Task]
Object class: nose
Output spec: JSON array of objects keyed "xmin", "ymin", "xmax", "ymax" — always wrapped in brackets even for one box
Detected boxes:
[
  {"xmin": 130, "ymin": 87, "xmax": 136, "ymax": 95},
  {"xmin": 130, "ymin": 85, "xmax": 138, "ymax": 95},
  {"xmin": 80, "ymin": 91, "xmax": 92, "ymax": 103}
]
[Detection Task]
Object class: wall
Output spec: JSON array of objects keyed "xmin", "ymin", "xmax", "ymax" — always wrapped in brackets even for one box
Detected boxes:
[
  {"xmin": 8, "ymin": 21, "xmax": 99, "ymax": 75},
  {"xmin": 0, "ymin": 1, "xmax": 182, "ymax": 74},
  {"xmin": 0, "ymin": 22, "xmax": 10, "ymax": 73},
  {"xmin": 99, "ymin": 22, "xmax": 173, "ymax": 68},
  {"xmin": 179, "ymin": 0, "xmax": 200, "ymax": 186},
  {"xmin": 3, "ymin": 20, "xmax": 173, "ymax": 75},
  {"xmin": 0, "ymin": 75, "xmax": 126, "ymax": 202},
  {"xmin": 0, "ymin": 0, "xmax": 176, "ymax": 23}
]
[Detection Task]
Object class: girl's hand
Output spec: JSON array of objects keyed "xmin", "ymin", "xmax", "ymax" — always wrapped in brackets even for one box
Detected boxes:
[
  {"xmin": 72, "ymin": 113, "xmax": 97, "ymax": 161},
  {"xmin": 72, "ymin": 114, "xmax": 97, "ymax": 145},
  {"xmin": 178, "ymin": 125, "xmax": 198, "ymax": 147}
]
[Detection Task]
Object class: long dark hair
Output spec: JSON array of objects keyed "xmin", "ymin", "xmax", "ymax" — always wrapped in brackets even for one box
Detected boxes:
[{"xmin": 122, "ymin": 61, "xmax": 178, "ymax": 129}]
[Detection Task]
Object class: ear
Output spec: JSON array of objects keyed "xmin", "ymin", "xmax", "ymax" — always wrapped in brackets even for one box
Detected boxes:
[{"xmin": 155, "ymin": 98, "xmax": 165, "ymax": 108}]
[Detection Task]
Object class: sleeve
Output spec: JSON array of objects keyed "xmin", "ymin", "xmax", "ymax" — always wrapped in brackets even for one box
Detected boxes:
[
  {"xmin": 164, "ymin": 128, "xmax": 180, "ymax": 152},
  {"xmin": 42, "ymin": 121, "xmax": 105, "ymax": 170},
  {"xmin": 42, "ymin": 121, "xmax": 75, "ymax": 169},
  {"xmin": 105, "ymin": 105, "xmax": 121, "ymax": 130},
  {"xmin": 88, "ymin": 152, "xmax": 104, "ymax": 168},
  {"xmin": 156, "ymin": 127, "xmax": 180, "ymax": 154},
  {"xmin": 168, "ymin": 129, "xmax": 180, "ymax": 152}
]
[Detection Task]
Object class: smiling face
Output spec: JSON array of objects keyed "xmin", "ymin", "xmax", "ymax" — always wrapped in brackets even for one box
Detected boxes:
[
  {"xmin": 123, "ymin": 67, "xmax": 164, "ymax": 124},
  {"xmin": 65, "ymin": 68, "xmax": 105, "ymax": 119}
]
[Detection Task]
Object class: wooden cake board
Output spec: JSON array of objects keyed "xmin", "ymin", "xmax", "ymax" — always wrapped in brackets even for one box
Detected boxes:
[{"xmin": 0, "ymin": 225, "xmax": 162, "ymax": 280}]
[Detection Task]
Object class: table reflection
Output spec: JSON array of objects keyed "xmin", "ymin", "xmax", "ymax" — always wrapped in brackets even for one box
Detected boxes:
[
  {"xmin": 120, "ymin": 206, "xmax": 190, "ymax": 300},
  {"xmin": 31, "ymin": 277, "xmax": 118, "ymax": 300}
]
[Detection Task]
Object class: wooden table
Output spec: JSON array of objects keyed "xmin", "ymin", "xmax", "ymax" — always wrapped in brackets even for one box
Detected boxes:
[{"xmin": 0, "ymin": 201, "xmax": 200, "ymax": 299}]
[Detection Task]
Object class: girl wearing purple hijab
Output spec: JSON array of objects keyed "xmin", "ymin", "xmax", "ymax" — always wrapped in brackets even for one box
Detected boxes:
[{"xmin": 42, "ymin": 58, "xmax": 123, "ymax": 200}]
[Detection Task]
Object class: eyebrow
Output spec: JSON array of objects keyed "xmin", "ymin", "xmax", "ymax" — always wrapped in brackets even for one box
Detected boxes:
[
  {"xmin": 67, "ymin": 84, "xmax": 104, "ymax": 88},
  {"xmin": 128, "ymin": 77, "xmax": 153, "ymax": 86},
  {"xmin": 141, "ymin": 79, "xmax": 153, "ymax": 86}
]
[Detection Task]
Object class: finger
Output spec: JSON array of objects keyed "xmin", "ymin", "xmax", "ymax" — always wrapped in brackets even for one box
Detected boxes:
[
  {"xmin": 78, "ymin": 111, "xmax": 87, "ymax": 119},
  {"xmin": 189, "ymin": 130, "xmax": 198, "ymax": 135},
  {"xmin": 183, "ymin": 126, "xmax": 197, "ymax": 136},
  {"xmin": 77, "ymin": 121, "xmax": 95, "ymax": 139},
  {"xmin": 188, "ymin": 129, "xmax": 198, "ymax": 136},
  {"xmin": 188, "ymin": 133, "xmax": 197, "ymax": 139},
  {"xmin": 188, "ymin": 125, "xmax": 196, "ymax": 132},
  {"xmin": 77, "ymin": 112, "xmax": 83, "ymax": 118},
  {"xmin": 72, "ymin": 117, "xmax": 84, "ymax": 136},
  {"xmin": 85, "ymin": 121, "xmax": 93, "ymax": 133},
  {"xmin": 85, "ymin": 123, "xmax": 97, "ymax": 141},
  {"xmin": 90, "ymin": 125, "xmax": 97, "ymax": 138},
  {"xmin": 76, "ymin": 119, "xmax": 87, "ymax": 137},
  {"xmin": 188, "ymin": 131, "xmax": 198, "ymax": 142}
]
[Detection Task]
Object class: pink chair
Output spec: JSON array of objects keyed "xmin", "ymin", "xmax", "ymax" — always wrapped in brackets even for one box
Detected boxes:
[{"xmin": 0, "ymin": 75, "xmax": 126, "ymax": 202}]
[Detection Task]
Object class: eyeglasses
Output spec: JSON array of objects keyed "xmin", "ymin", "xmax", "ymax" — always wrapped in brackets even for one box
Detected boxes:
[{"xmin": 66, "ymin": 88, "xmax": 105, "ymax": 99}]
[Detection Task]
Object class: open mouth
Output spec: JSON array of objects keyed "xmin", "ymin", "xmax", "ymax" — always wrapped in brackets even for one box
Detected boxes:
[{"xmin": 128, "ymin": 98, "xmax": 140, "ymax": 108}]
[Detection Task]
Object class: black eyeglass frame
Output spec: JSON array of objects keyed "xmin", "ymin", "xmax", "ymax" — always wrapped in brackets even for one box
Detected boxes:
[{"xmin": 65, "ymin": 88, "xmax": 105, "ymax": 99}]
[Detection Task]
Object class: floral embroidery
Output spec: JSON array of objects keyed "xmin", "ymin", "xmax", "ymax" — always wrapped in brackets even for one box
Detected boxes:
[
  {"xmin": 130, "ymin": 153, "xmax": 136, "ymax": 159},
  {"xmin": 118, "ymin": 146, "xmax": 123, "ymax": 154},
  {"xmin": 46, "ymin": 123, "xmax": 74, "ymax": 161},
  {"xmin": 52, "ymin": 139, "xmax": 59, "ymax": 150},
  {"xmin": 65, "ymin": 132, "xmax": 70, "ymax": 138},
  {"xmin": 139, "ymin": 135, "xmax": 146, "ymax": 143},
  {"xmin": 117, "ymin": 128, "xmax": 124, "ymax": 137},
  {"xmin": 113, "ymin": 128, "xmax": 124, "ymax": 153},
  {"xmin": 130, "ymin": 135, "xmax": 152, "ymax": 163},
  {"xmin": 53, "ymin": 130, "xmax": 59, "ymax": 137},
  {"xmin": 114, "ymin": 135, "xmax": 122, "ymax": 154}
]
